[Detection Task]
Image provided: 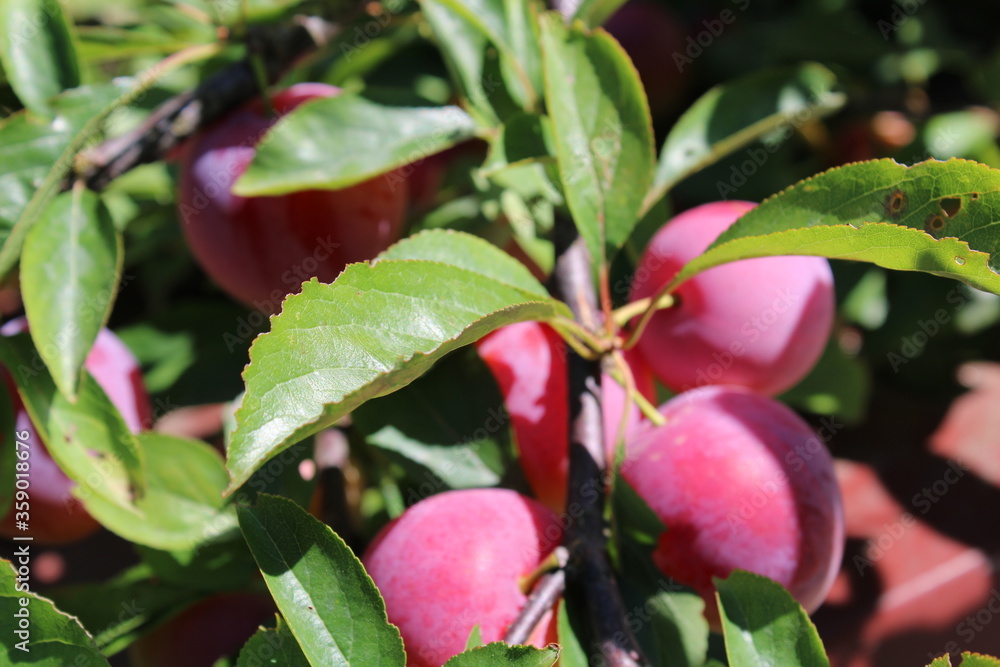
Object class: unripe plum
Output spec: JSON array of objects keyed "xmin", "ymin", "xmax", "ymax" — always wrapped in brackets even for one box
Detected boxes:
[
  {"xmin": 477, "ymin": 321, "xmax": 655, "ymax": 510},
  {"xmin": 0, "ymin": 319, "xmax": 152, "ymax": 544},
  {"xmin": 622, "ymin": 386, "xmax": 844, "ymax": 627},
  {"xmin": 362, "ymin": 489, "xmax": 562, "ymax": 667},
  {"xmin": 630, "ymin": 200, "xmax": 834, "ymax": 396},
  {"xmin": 129, "ymin": 592, "xmax": 276, "ymax": 667},
  {"xmin": 177, "ymin": 83, "xmax": 408, "ymax": 313}
]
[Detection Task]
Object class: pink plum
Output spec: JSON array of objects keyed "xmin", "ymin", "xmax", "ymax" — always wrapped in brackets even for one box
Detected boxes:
[
  {"xmin": 622, "ymin": 385, "xmax": 844, "ymax": 628},
  {"xmin": 362, "ymin": 489, "xmax": 562, "ymax": 666},
  {"xmin": 630, "ymin": 200, "xmax": 834, "ymax": 396},
  {"xmin": 477, "ymin": 320, "xmax": 656, "ymax": 510}
]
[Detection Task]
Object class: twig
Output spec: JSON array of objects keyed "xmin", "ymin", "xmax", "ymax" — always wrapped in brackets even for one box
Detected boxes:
[
  {"xmin": 78, "ymin": 16, "xmax": 341, "ymax": 191},
  {"xmin": 503, "ymin": 568, "xmax": 568, "ymax": 645},
  {"xmin": 551, "ymin": 220, "xmax": 650, "ymax": 667}
]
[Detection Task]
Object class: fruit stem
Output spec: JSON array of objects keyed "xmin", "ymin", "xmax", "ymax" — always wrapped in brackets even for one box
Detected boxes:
[
  {"xmin": 607, "ymin": 350, "xmax": 665, "ymax": 429},
  {"xmin": 612, "ymin": 293, "xmax": 675, "ymax": 328},
  {"xmin": 623, "ymin": 286, "xmax": 677, "ymax": 350},
  {"xmin": 518, "ymin": 545, "xmax": 570, "ymax": 594}
]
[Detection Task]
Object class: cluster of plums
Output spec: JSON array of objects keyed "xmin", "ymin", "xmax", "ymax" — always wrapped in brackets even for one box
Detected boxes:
[
  {"xmin": 0, "ymin": 2, "xmax": 842, "ymax": 662},
  {"xmin": 364, "ymin": 199, "xmax": 844, "ymax": 664}
]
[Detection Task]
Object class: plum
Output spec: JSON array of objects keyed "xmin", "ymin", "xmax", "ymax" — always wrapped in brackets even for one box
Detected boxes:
[
  {"xmin": 177, "ymin": 82, "xmax": 408, "ymax": 313},
  {"xmin": 362, "ymin": 488, "xmax": 562, "ymax": 666},
  {"xmin": 622, "ymin": 385, "xmax": 844, "ymax": 627},
  {"xmin": 477, "ymin": 320, "xmax": 655, "ymax": 510},
  {"xmin": 630, "ymin": 200, "xmax": 834, "ymax": 396}
]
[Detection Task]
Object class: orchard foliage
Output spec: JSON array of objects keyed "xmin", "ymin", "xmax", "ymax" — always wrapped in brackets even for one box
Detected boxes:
[{"xmin": 2, "ymin": 0, "xmax": 1000, "ymax": 665}]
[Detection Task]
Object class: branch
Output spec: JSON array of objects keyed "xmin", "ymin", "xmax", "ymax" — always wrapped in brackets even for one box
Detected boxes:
[
  {"xmin": 503, "ymin": 568, "xmax": 568, "ymax": 645},
  {"xmin": 551, "ymin": 220, "xmax": 650, "ymax": 667},
  {"xmin": 77, "ymin": 16, "xmax": 341, "ymax": 191}
]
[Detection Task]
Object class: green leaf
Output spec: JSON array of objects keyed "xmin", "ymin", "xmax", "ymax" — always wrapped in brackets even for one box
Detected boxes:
[
  {"xmin": 555, "ymin": 600, "xmax": 588, "ymax": 667},
  {"xmin": 668, "ymin": 159, "xmax": 1000, "ymax": 296},
  {"xmin": 0, "ymin": 82, "xmax": 125, "ymax": 258},
  {"xmin": 237, "ymin": 494, "xmax": 406, "ymax": 666},
  {"xmin": 465, "ymin": 625, "xmax": 484, "ymax": 651},
  {"xmin": 0, "ymin": 0, "xmax": 81, "ymax": 116},
  {"xmin": 1, "ymin": 560, "xmax": 110, "ymax": 665},
  {"xmin": 0, "ymin": 381, "xmax": 16, "ymax": 519},
  {"xmin": 483, "ymin": 113, "xmax": 556, "ymax": 172},
  {"xmin": 419, "ymin": 0, "xmax": 500, "ymax": 124},
  {"xmin": 82, "ymin": 432, "xmax": 236, "ymax": 551},
  {"xmin": 443, "ymin": 642, "xmax": 560, "ymax": 667},
  {"xmin": 21, "ymin": 187, "xmax": 122, "ymax": 400},
  {"xmin": 961, "ymin": 655, "xmax": 1000, "ymax": 667},
  {"xmin": 379, "ymin": 229, "xmax": 549, "ymax": 294},
  {"xmin": 237, "ymin": 616, "xmax": 310, "ymax": 667},
  {"xmin": 647, "ymin": 63, "xmax": 845, "ymax": 209},
  {"xmin": 715, "ymin": 570, "xmax": 828, "ymax": 667},
  {"xmin": 135, "ymin": 537, "xmax": 259, "ymax": 594},
  {"xmin": 0, "ymin": 332, "xmax": 145, "ymax": 510},
  {"xmin": 0, "ymin": 58, "xmax": 196, "ymax": 278},
  {"xmin": 353, "ymin": 347, "xmax": 512, "ymax": 491},
  {"xmin": 47, "ymin": 564, "xmax": 202, "ymax": 656},
  {"xmin": 424, "ymin": 0, "xmax": 538, "ymax": 110},
  {"xmin": 541, "ymin": 13, "xmax": 655, "ymax": 266},
  {"xmin": 503, "ymin": 0, "xmax": 544, "ymax": 109},
  {"xmin": 226, "ymin": 233, "xmax": 568, "ymax": 491},
  {"xmin": 233, "ymin": 98, "xmax": 477, "ymax": 195},
  {"xmin": 569, "ymin": 0, "xmax": 627, "ymax": 28}
]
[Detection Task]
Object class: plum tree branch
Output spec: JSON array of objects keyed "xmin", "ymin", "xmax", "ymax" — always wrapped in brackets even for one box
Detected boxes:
[
  {"xmin": 77, "ymin": 15, "xmax": 342, "ymax": 192},
  {"xmin": 503, "ymin": 568, "xmax": 567, "ymax": 645},
  {"xmin": 550, "ymin": 218, "xmax": 650, "ymax": 667}
]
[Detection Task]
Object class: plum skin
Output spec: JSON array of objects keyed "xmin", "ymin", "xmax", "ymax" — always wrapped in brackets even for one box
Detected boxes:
[
  {"xmin": 630, "ymin": 200, "xmax": 835, "ymax": 396},
  {"xmin": 177, "ymin": 82, "xmax": 408, "ymax": 313},
  {"xmin": 0, "ymin": 319, "xmax": 152, "ymax": 544},
  {"xmin": 477, "ymin": 320, "xmax": 656, "ymax": 511},
  {"xmin": 622, "ymin": 385, "xmax": 844, "ymax": 627},
  {"xmin": 362, "ymin": 489, "xmax": 562, "ymax": 667}
]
